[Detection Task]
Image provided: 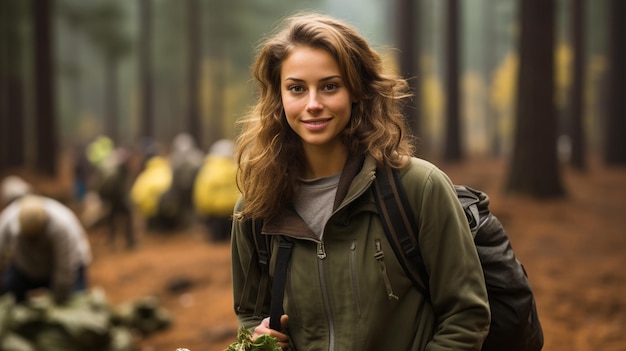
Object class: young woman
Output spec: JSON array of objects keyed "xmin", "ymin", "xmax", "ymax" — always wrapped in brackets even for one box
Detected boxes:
[{"xmin": 231, "ymin": 13, "xmax": 490, "ymax": 350}]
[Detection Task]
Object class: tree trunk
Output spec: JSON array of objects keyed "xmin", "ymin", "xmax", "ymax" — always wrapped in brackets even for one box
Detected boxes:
[
  {"xmin": 207, "ymin": 51, "xmax": 225, "ymax": 147},
  {"xmin": 204, "ymin": 0, "xmax": 227, "ymax": 148},
  {"xmin": 569, "ymin": 0, "xmax": 586, "ymax": 170},
  {"xmin": 104, "ymin": 56, "xmax": 119, "ymax": 143},
  {"xmin": 483, "ymin": 0, "xmax": 500, "ymax": 157},
  {"xmin": 0, "ymin": 0, "xmax": 26, "ymax": 170},
  {"xmin": 139, "ymin": 0, "xmax": 154, "ymax": 141},
  {"xmin": 507, "ymin": 0, "xmax": 564, "ymax": 198},
  {"xmin": 444, "ymin": 0, "xmax": 461, "ymax": 161},
  {"xmin": 395, "ymin": 0, "xmax": 420, "ymax": 150},
  {"xmin": 33, "ymin": 0, "xmax": 58, "ymax": 176},
  {"xmin": 187, "ymin": 0, "xmax": 202, "ymax": 148},
  {"xmin": 604, "ymin": 0, "xmax": 626, "ymax": 165}
]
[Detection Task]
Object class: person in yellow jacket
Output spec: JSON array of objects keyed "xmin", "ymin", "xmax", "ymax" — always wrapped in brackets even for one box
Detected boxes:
[
  {"xmin": 193, "ymin": 139, "xmax": 239, "ymax": 242},
  {"xmin": 130, "ymin": 156, "xmax": 173, "ymax": 231}
]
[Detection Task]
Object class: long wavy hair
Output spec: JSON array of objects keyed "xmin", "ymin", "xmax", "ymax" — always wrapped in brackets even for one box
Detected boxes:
[{"xmin": 236, "ymin": 12, "xmax": 416, "ymax": 220}]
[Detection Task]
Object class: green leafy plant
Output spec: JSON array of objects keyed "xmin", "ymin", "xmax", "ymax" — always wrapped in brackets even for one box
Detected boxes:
[{"xmin": 225, "ymin": 327, "xmax": 281, "ymax": 351}]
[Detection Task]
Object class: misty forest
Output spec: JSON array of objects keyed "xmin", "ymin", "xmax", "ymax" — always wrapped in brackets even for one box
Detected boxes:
[{"xmin": 0, "ymin": 0, "xmax": 625, "ymax": 350}]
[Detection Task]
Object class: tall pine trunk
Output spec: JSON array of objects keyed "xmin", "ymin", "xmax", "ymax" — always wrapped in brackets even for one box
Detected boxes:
[
  {"xmin": 569, "ymin": 0, "xmax": 586, "ymax": 170},
  {"xmin": 33, "ymin": 0, "xmax": 58, "ymax": 176},
  {"xmin": 395, "ymin": 0, "xmax": 420, "ymax": 149},
  {"xmin": 0, "ymin": 0, "xmax": 26, "ymax": 170},
  {"xmin": 604, "ymin": 0, "xmax": 626, "ymax": 165},
  {"xmin": 104, "ymin": 57, "xmax": 119, "ymax": 143},
  {"xmin": 507, "ymin": 0, "xmax": 564, "ymax": 198},
  {"xmin": 139, "ymin": 0, "xmax": 154, "ymax": 141},
  {"xmin": 443, "ymin": 0, "xmax": 461, "ymax": 161},
  {"xmin": 186, "ymin": 0, "xmax": 202, "ymax": 147}
]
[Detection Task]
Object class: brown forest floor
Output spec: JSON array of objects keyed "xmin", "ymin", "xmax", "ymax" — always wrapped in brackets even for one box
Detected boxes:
[{"xmin": 4, "ymin": 155, "xmax": 626, "ymax": 351}]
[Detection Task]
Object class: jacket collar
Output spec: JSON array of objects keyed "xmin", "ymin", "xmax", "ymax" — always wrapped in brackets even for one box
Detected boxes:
[{"xmin": 263, "ymin": 154, "xmax": 378, "ymax": 240}]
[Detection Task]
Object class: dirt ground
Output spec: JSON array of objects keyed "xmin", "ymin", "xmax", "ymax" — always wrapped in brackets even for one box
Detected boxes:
[{"xmin": 5, "ymin": 155, "xmax": 626, "ymax": 351}]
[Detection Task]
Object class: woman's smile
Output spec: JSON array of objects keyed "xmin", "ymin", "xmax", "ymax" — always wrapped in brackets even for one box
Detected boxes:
[{"xmin": 302, "ymin": 117, "xmax": 332, "ymax": 131}]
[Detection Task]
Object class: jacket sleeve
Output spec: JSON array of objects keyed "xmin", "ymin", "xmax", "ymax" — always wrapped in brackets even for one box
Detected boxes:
[
  {"xmin": 231, "ymin": 197, "xmax": 269, "ymax": 329},
  {"xmin": 404, "ymin": 160, "xmax": 491, "ymax": 351}
]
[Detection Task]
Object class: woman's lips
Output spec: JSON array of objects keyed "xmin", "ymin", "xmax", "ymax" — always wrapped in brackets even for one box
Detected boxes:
[{"xmin": 302, "ymin": 118, "xmax": 331, "ymax": 131}]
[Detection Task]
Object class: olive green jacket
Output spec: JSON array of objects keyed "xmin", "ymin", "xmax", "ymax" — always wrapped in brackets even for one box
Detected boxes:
[{"xmin": 231, "ymin": 155, "xmax": 490, "ymax": 351}]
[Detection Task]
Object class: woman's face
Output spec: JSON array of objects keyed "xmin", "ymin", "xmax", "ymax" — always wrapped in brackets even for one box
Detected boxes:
[{"xmin": 280, "ymin": 46, "xmax": 352, "ymax": 152}]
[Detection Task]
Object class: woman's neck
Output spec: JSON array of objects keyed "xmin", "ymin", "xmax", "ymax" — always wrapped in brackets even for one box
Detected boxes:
[{"xmin": 302, "ymin": 143, "xmax": 348, "ymax": 179}]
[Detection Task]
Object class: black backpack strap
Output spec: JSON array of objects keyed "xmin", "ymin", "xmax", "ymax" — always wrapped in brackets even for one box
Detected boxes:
[
  {"xmin": 373, "ymin": 166, "xmax": 430, "ymax": 299},
  {"xmin": 269, "ymin": 237, "xmax": 293, "ymax": 331},
  {"xmin": 247, "ymin": 218, "xmax": 294, "ymax": 331},
  {"xmin": 250, "ymin": 219, "xmax": 270, "ymax": 317}
]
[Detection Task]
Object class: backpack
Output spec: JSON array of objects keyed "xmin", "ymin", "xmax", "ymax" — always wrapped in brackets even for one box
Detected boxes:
[
  {"xmin": 249, "ymin": 166, "xmax": 544, "ymax": 351},
  {"xmin": 372, "ymin": 166, "xmax": 544, "ymax": 351}
]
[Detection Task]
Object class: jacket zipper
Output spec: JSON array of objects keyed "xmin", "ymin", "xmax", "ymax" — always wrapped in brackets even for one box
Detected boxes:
[
  {"xmin": 317, "ymin": 245, "xmax": 335, "ymax": 351},
  {"xmin": 317, "ymin": 242, "xmax": 327, "ymax": 259},
  {"xmin": 374, "ymin": 239, "xmax": 399, "ymax": 300},
  {"xmin": 314, "ymin": 173, "xmax": 374, "ymax": 351}
]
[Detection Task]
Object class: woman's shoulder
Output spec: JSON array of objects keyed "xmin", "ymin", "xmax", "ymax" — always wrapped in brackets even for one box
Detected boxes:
[
  {"xmin": 401, "ymin": 157, "xmax": 441, "ymax": 179},
  {"xmin": 399, "ymin": 157, "xmax": 454, "ymax": 193}
]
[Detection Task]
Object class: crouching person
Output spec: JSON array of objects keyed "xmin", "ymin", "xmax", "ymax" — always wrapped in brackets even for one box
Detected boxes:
[{"xmin": 0, "ymin": 194, "xmax": 92, "ymax": 304}]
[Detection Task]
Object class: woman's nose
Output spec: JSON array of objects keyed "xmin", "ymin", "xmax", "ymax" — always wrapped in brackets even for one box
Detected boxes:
[{"xmin": 306, "ymin": 92, "xmax": 323, "ymax": 112}]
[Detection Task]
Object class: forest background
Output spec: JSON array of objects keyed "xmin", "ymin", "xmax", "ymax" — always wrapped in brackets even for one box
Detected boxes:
[
  {"xmin": 1, "ymin": 0, "xmax": 624, "ymax": 180},
  {"xmin": 0, "ymin": 0, "xmax": 625, "ymax": 350}
]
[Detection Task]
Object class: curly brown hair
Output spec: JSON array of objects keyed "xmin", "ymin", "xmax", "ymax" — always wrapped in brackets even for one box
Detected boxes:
[{"xmin": 235, "ymin": 12, "xmax": 416, "ymax": 220}]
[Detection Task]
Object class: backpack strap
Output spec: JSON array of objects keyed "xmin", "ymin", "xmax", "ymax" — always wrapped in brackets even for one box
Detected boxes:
[
  {"xmin": 269, "ymin": 237, "xmax": 293, "ymax": 331},
  {"xmin": 250, "ymin": 219, "xmax": 270, "ymax": 317},
  {"xmin": 247, "ymin": 218, "xmax": 293, "ymax": 331},
  {"xmin": 373, "ymin": 166, "xmax": 430, "ymax": 299}
]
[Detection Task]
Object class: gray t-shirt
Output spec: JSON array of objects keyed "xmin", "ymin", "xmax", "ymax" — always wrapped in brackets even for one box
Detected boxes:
[{"xmin": 294, "ymin": 172, "xmax": 341, "ymax": 240}]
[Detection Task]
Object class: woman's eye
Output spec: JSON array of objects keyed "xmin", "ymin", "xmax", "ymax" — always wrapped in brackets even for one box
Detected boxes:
[
  {"xmin": 323, "ymin": 83, "xmax": 338, "ymax": 91},
  {"xmin": 288, "ymin": 85, "xmax": 304, "ymax": 93}
]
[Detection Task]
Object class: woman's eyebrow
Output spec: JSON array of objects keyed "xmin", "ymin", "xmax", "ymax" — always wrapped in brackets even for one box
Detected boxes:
[{"xmin": 284, "ymin": 75, "xmax": 342, "ymax": 82}]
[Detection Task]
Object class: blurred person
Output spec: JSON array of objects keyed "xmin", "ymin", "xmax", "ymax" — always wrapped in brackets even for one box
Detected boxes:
[
  {"xmin": 130, "ymin": 155, "xmax": 174, "ymax": 231},
  {"xmin": 1, "ymin": 175, "xmax": 33, "ymax": 208},
  {"xmin": 86, "ymin": 135, "xmax": 115, "ymax": 172},
  {"xmin": 138, "ymin": 136, "xmax": 162, "ymax": 173},
  {"xmin": 94, "ymin": 147, "xmax": 136, "ymax": 250},
  {"xmin": 161, "ymin": 133, "xmax": 205, "ymax": 230},
  {"xmin": 131, "ymin": 134, "xmax": 204, "ymax": 233},
  {"xmin": 72, "ymin": 142, "xmax": 92, "ymax": 203},
  {"xmin": 231, "ymin": 13, "xmax": 490, "ymax": 350},
  {"xmin": 0, "ymin": 193, "xmax": 92, "ymax": 304},
  {"xmin": 193, "ymin": 139, "xmax": 239, "ymax": 242},
  {"xmin": 74, "ymin": 135, "xmax": 115, "ymax": 222}
]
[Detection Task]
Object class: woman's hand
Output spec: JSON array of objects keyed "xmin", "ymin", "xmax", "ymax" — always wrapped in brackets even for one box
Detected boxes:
[{"xmin": 253, "ymin": 314, "xmax": 290, "ymax": 349}]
